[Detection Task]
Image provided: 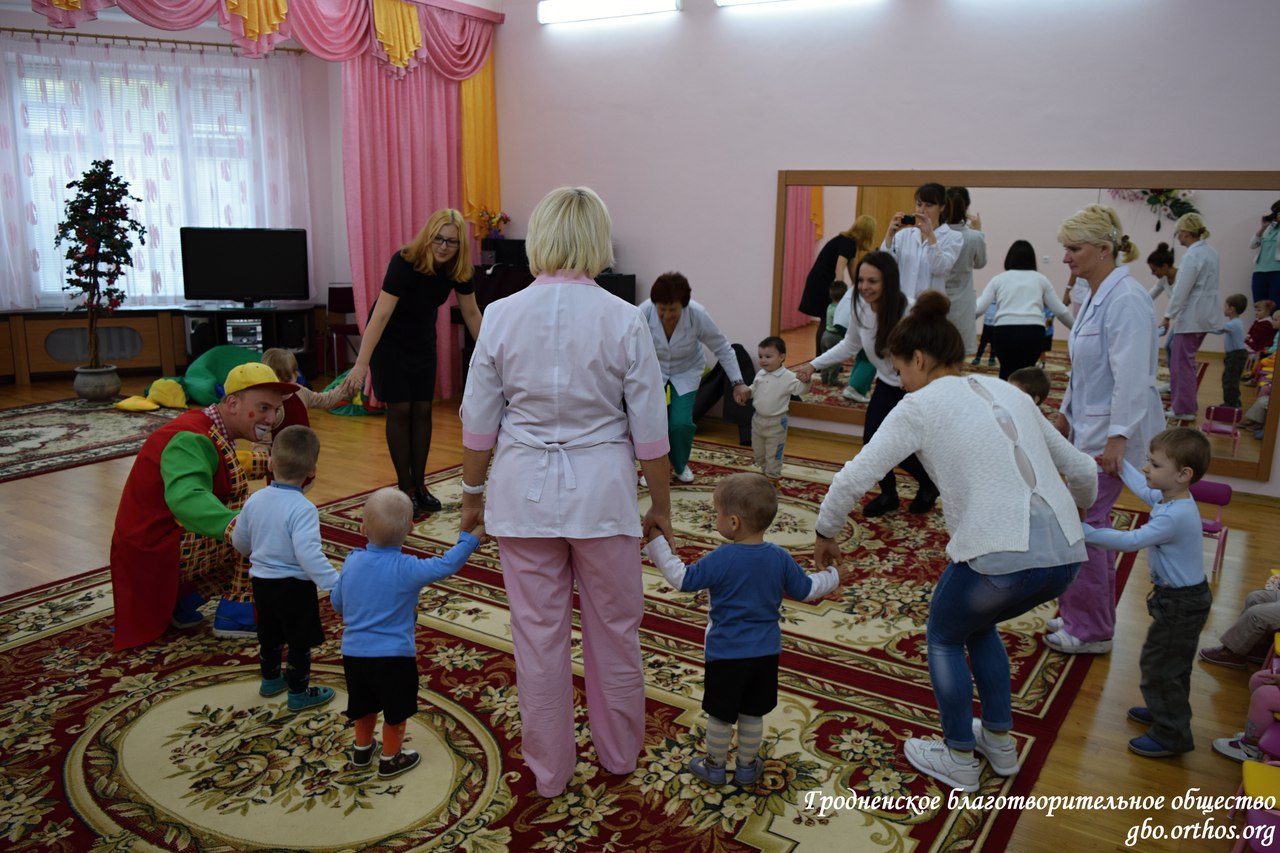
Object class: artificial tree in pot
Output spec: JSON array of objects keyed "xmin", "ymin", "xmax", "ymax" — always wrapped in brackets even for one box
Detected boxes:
[{"xmin": 54, "ymin": 159, "xmax": 146, "ymax": 400}]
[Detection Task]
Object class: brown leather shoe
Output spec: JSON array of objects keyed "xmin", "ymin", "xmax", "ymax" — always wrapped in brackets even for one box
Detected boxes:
[{"xmin": 1199, "ymin": 646, "xmax": 1249, "ymax": 669}]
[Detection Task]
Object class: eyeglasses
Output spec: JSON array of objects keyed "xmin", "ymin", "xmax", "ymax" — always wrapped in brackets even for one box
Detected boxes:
[{"xmin": 432, "ymin": 236, "xmax": 461, "ymax": 248}]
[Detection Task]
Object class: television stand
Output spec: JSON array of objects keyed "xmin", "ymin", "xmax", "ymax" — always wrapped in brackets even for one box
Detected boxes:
[{"xmin": 183, "ymin": 304, "xmax": 319, "ymax": 375}]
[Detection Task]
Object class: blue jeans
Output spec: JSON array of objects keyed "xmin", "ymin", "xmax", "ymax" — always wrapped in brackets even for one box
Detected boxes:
[{"xmin": 927, "ymin": 560, "xmax": 1081, "ymax": 750}]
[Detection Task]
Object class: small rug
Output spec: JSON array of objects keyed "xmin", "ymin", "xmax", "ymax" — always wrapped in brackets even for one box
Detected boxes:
[
  {"xmin": 1, "ymin": 442, "xmax": 1141, "ymax": 852},
  {"xmin": 0, "ymin": 398, "xmax": 183, "ymax": 483}
]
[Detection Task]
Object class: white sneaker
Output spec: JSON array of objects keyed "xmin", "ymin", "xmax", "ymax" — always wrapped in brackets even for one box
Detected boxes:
[
  {"xmin": 841, "ymin": 386, "xmax": 870, "ymax": 403},
  {"xmin": 1213, "ymin": 735, "xmax": 1263, "ymax": 762},
  {"xmin": 639, "ymin": 473, "xmax": 648, "ymax": 488},
  {"xmin": 1044, "ymin": 628, "xmax": 1112, "ymax": 655},
  {"xmin": 972, "ymin": 720, "xmax": 1020, "ymax": 776},
  {"xmin": 1046, "ymin": 617, "xmax": 1063, "ymax": 633},
  {"xmin": 1156, "ymin": 381, "xmax": 1171, "ymax": 393},
  {"xmin": 676, "ymin": 466, "xmax": 695, "ymax": 483},
  {"xmin": 904, "ymin": 738, "xmax": 980, "ymax": 793}
]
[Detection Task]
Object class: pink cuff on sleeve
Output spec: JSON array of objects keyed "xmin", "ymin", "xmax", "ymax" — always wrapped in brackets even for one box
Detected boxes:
[
  {"xmin": 462, "ymin": 429, "xmax": 499, "ymax": 451},
  {"xmin": 634, "ymin": 437, "xmax": 670, "ymax": 460}
]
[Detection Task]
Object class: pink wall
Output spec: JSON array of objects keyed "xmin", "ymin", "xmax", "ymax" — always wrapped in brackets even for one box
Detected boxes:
[{"xmin": 491, "ymin": 0, "xmax": 1280, "ymax": 492}]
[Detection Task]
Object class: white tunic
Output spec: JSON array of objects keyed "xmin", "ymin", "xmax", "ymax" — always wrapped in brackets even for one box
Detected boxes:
[
  {"xmin": 639, "ymin": 299, "xmax": 743, "ymax": 397},
  {"xmin": 1165, "ymin": 240, "xmax": 1223, "ymax": 335},
  {"xmin": 461, "ymin": 273, "xmax": 670, "ymax": 538},
  {"xmin": 1060, "ymin": 265, "xmax": 1165, "ymax": 464},
  {"xmin": 882, "ymin": 224, "xmax": 963, "ymax": 299},
  {"xmin": 749, "ymin": 366, "xmax": 808, "ymax": 417}
]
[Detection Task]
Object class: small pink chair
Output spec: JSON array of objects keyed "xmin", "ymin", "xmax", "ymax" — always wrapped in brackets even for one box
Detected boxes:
[
  {"xmin": 1202, "ymin": 405, "xmax": 1244, "ymax": 457},
  {"xmin": 1190, "ymin": 479, "xmax": 1233, "ymax": 581}
]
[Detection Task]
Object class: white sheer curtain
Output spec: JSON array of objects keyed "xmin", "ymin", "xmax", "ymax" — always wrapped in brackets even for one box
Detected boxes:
[{"xmin": 0, "ymin": 35, "xmax": 312, "ymax": 309}]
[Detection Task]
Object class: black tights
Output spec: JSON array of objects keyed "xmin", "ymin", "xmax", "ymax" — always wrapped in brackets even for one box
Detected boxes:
[{"xmin": 385, "ymin": 400, "xmax": 434, "ymax": 495}]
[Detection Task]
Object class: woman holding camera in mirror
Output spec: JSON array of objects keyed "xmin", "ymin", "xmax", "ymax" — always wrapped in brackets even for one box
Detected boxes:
[
  {"xmin": 1160, "ymin": 213, "xmax": 1222, "ymax": 421},
  {"xmin": 1048, "ymin": 205, "xmax": 1164, "ymax": 655},
  {"xmin": 881, "ymin": 182, "xmax": 964, "ymax": 300},
  {"xmin": 795, "ymin": 251, "xmax": 940, "ymax": 516},
  {"xmin": 1250, "ymin": 200, "xmax": 1280, "ymax": 306}
]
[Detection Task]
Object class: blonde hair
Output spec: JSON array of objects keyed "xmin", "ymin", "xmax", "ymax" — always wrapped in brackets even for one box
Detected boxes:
[
  {"xmin": 271, "ymin": 425, "xmax": 319, "ymax": 482},
  {"xmin": 840, "ymin": 214, "xmax": 878, "ymax": 252},
  {"xmin": 1058, "ymin": 204, "xmax": 1139, "ymax": 263},
  {"xmin": 526, "ymin": 186, "xmax": 614, "ymax": 278},
  {"xmin": 1175, "ymin": 212, "xmax": 1211, "ymax": 239},
  {"xmin": 261, "ymin": 347, "xmax": 298, "ymax": 383},
  {"xmin": 363, "ymin": 487, "xmax": 413, "ymax": 548},
  {"xmin": 714, "ymin": 472, "xmax": 778, "ymax": 534},
  {"xmin": 401, "ymin": 208, "xmax": 473, "ymax": 283}
]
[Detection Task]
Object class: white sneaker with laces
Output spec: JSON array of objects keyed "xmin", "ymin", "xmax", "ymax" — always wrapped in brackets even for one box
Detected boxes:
[
  {"xmin": 1213, "ymin": 735, "xmax": 1263, "ymax": 762},
  {"xmin": 904, "ymin": 738, "xmax": 980, "ymax": 793},
  {"xmin": 677, "ymin": 466, "xmax": 695, "ymax": 483},
  {"xmin": 1046, "ymin": 617, "xmax": 1062, "ymax": 633},
  {"xmin": 1044, "ymin": 628, "xmax": 1112, "ymax": 655},
  {"xmin": 841, "ymin": 386, "xmax": 870, "ymax": 403},
  {"xmin": 972, "ymin": 719, "xmax": 1020, "ymax": 776}
]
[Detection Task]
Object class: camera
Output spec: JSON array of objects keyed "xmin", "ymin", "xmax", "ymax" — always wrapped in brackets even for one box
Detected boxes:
[{"xmin": 901, "ymin": 214, "xmax": 916, "ymax": 226}]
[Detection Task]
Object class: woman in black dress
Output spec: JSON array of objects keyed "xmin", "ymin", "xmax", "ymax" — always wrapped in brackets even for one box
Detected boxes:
[
  {"xmin": 345, "ymin": 209, "xmax": 482, "ymax": 515},
  {"xmin": 798, "ymin": 214, "xmax": 876, "ymax": 353}
]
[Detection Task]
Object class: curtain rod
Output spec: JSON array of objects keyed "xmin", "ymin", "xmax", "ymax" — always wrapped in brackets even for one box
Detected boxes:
[{"xmin": 0, "ymin": 26, "xmax": 307, "ymax": 55}]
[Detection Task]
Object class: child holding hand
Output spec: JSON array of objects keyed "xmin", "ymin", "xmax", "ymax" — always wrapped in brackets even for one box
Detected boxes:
[
  {"xmin": 330, "ymin": 488, "xmax": 484, "ymax": 779},
  {"xmin": 1080, "ymin": 428, "xmax": 1212, "ymax": 759},
  {"xmin": 740, "ymin": 337, "xmax": 810, "ymax": 480},
  {"xmin": 645, "ymin": 473, "xmax": 845, "ymax": 785}
]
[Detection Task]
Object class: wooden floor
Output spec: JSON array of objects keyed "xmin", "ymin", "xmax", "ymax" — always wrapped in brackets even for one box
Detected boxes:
[{"xmin": 3, "ymin": 375, "xmax": 1278, "ymax": 850}]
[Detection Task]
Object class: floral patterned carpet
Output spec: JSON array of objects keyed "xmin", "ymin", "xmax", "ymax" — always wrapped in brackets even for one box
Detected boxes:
[
  {"xmin": 0, "ymin": 398, "xmax": 182, "ymax": 483},
  {"xmin": 1, "ymin": 442, "xmax": 1140, "ymax": 852}
]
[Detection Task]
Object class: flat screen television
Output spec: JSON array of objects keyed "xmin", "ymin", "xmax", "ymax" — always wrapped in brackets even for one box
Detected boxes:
[{"xmin": 180, "ymin": 227, "xmax": 310, "ymax": 308}]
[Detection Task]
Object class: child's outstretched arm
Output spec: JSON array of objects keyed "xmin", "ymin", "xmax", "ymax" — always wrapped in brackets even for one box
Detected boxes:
[
  {"xmin": 801, "ymin": 564, "xmax": 842, "ymax": 602},
  {"xmin": 644, "ymin": 535, "xmax": 690, "ymax": 591},
  {"xmin": 297, "ymin": 384, "xmax": 350, "ymax": 410},
  {"xmin": 409, "ymin": 531, "xmax": 482, "ymax": 587},
  {"xmin": 1114, "ymin": 459, "xmax": 1161, "ymax": 508},
  {"xmin": 1082, "ymin": 513, "xmax": 1180, "ymax": 553}
]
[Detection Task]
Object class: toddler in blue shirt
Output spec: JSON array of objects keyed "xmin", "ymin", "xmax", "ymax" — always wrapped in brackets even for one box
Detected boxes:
[
  {"xmin": 1217, "ymin": 294, "xmax": 1249, "ymax": 409},
  {"xmin": 233, "ymin": 425, "xmax": 340, "ymax": 713},
  {"xmin": 1081, "ymin": 427, "xmax": 1212, "ymax": 759},
  {"xmin": 645, "ymin": 472, "xmax": 846, "ymax": 786},
  {"xmin": 330, "ymin": 488, "xmax": 483, "ymax": 780}
]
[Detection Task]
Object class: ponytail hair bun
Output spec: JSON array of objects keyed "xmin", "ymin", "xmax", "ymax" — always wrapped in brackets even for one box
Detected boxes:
[
  {"xmin": 887, "ymin": 289, "xmax": 964, "ymax": 366},
  {"xmin": 912, "ymin": 289, "xmax": 952, "ymax": 321}
]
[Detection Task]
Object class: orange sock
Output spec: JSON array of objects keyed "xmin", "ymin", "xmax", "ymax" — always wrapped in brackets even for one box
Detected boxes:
[
  {"xmin": 354, "ymin": 714, "xmax": 377, "ymax": 748},
  {"xmin": 382, "ymin": 721, "xmax": 406, "ymax": 757}
]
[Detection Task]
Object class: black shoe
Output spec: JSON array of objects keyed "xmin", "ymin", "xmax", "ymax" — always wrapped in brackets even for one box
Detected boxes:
[
  {"xmin": 862, "ymin": 492, "xmax": 900, "ymax": 518},
  {"xmin": 378, "ymin": 748, "xmax": 421, "ymax": 779},
  {"xmin": 908, "ymin": 486, "xmax": 939, "ymax": 514},
  {"xmin": 412, "ymin": 488, "xmax": 442, "ymax": 516},
  {"xmin": 351, "ymin": 737, "xmax": 379, "ymax": 768}
]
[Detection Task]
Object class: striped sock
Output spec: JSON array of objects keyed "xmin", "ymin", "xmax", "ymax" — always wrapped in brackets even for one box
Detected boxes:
[
  {"xmin": 704, "ymin": 716, "xmax": 732, "ymax": 767},
  {"xmin": 736, "ymin": 715, "xmax": 764, "ymax": 766}
]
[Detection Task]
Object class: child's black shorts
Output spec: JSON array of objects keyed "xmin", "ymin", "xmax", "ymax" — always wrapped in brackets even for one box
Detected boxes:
[
  {"xmin": 702, "ymin": 653, "xmax": 780, "ymax": 723},
  {"xmin": 342, "ymin": 656, "xmax": 419, "ymax": 725},
  {"xmin": 252, "ymin": 577, "xmax": 325, "ymax": 650}
]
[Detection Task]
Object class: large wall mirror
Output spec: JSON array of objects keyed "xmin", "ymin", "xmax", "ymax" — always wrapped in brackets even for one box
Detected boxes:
[{"xmin": 771, "ymin": 170, "xmax": 1280, "ymax": 481}]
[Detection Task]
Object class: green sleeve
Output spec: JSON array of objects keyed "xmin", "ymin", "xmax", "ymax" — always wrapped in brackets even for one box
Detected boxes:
[{"xmin": 160, "ymin": 432, "xmax": 237, "ymax": 540}]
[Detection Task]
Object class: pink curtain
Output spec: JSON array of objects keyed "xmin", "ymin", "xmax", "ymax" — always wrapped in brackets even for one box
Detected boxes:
[
  {"xmin": 283, "ymin": 0, "xmax": 373, "ymax": 61},
  {"xmin": 342, "ymin": 51, "xmax": 464, "ymax": 398},
  {"xmin": 780, "ymin": 185, "xmax": 815, "ymax": 331}
]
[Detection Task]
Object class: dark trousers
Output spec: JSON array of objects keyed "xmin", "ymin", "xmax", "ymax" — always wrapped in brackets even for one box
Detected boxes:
[
  {"xmin": 252, "ymin": 576, "xmax": 325, "ymax": 693},
  {"xmin": 1139, "ymin": 581, "xmax": 1212, "ymax": 752},
  {"xmin": 975, "ymin": 324, "xmax": 995, "ymax": 359},
  {"xmin": 864, "ymin": 381, "xmax": 936, "ymax": 498},
  {"xmin": 1252, "ymin": 270, "xmax": 1280, "ymax": 306},
  {"xmin": 991, "ymin": 324, "xmax": 1046, "ymax": 380},
  {"xmin": 1223, "ymin": 349, "xmax": 1248, "ymax": 409}
]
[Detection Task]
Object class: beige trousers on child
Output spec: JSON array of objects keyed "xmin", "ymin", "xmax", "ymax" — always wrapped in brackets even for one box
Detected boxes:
[{"xmin": 752, "ymin": 413, "xmax": 788, "ymax": 479}]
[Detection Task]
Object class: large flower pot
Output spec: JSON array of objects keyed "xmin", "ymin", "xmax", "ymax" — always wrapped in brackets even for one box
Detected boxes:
[{"xmin": 74, "ymin": 365, "xmax": 122, "ymax": 401}]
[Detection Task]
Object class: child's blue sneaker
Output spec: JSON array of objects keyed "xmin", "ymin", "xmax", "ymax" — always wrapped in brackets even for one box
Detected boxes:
[
  {"xmin": 1128, "ymin": 734, "xmax": 1179, "ymax": 758},
  {"xmin": 1127, "ymin": 706, "xmax": 1154, "ymax": 725},
  {"xmin": 734, "ymin": 756, "xmax": 763, "ymax": 786},
  {"xmin": 259, "ymin": 676, "xmax": 287, "ymax": 697},
  {"xmin": 212, "ymin": 599, "xmax": 257, "ymax": 639},
  {"xmin": 288, "ymin": 686, "xmax": 335, "ymax": 712},
  {"xmin": 171, "ymin": 592, "xmax": 206, "ymax": 629},
  {"xmin": 688, "ymin": 756, "xmax": 727, "ymax": 785}
]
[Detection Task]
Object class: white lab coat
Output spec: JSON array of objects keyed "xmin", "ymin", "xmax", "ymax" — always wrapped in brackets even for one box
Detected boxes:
[
  {"xmin": 639, "ymin": 299, "xmax": 743, "ymax": 397},
  {"xmin": 461, "ymin": 273, "xmax": 670, "ymax": 538},
  {"xmin": 1165, "ymin": 240, "xmax": 1223, "ymax": 335},
  {"xmin": 1060, "ymin": 265, "xmax": 1165, "ymax": 464},
  {"xmin": 882, "ymin": 224, "xmax": 963, "ymax": 299}
]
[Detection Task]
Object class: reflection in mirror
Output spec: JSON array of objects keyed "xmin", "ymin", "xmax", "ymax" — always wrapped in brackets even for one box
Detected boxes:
[{"xmin": 772, "ymin": 171, "xmax": 1280, "ymax": 481}]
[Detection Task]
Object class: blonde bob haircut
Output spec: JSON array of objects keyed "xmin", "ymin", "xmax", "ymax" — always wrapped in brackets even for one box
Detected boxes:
[
  {"xmin": 401, "ymin": 208, "xmax": 473, "ymax": 283},
  {"xmin": 526, "ymin": 186, "xmax": 614, "ymax": 278},
  {"xmin": 1058, "ymin": 204, "xmax": 1139, "ymax": 263},
  {"xmin": 1175, "ymin": 212, "xmax": 1211, "ymax": 239},
  {"xmin": 841, "ymin": 213, "xmax": 878, "ymax": 253}
]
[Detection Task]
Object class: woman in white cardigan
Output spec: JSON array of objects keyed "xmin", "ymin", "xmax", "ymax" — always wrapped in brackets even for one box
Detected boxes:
[
  {"xmin": 1160, "ymin": 213, "xmax": 1222, "ymax": 420},
  {"xmin": 812, "ymin": 291, "xmax": 1097, "ymax": 794},
  {"xmin": 973, "ymin": 240, "xmax": 1073, "ymax": 380}
]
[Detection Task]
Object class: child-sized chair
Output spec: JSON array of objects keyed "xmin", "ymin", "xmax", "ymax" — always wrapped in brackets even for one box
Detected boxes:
[
  {"xmin": 1232, "ymin": 760, "xmax": 1280, "ymax": 851},
  {"xmin": 1203, "ymin": 405, "xmax": 1244, "ymax": 457},
  {"xmin": 1189, "ymin": 479, "xmax": 1233, "ymax": 581}
]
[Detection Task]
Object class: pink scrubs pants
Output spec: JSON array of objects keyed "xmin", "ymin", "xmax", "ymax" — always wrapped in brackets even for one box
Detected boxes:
[
  {"xmin": 1058, "ymin": 471, "xmax": 1124, "ymax": 643},
  {"xmin": 1169, "ymin": 332, "xmax": 1206, "ymax": 416},
  {"xmin": 498, "ymin": 535, "xmax": 646, "ymax": 798}
]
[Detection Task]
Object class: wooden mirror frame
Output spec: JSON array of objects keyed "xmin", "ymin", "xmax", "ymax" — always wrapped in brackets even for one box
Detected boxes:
[{"xmin": 771, "ymin": 169, "xmax": 1280, "ymax": 481}]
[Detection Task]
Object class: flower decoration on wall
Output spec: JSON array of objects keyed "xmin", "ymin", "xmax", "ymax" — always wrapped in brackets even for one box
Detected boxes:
[
  {"xmin": 478, "ymin": 208, "xmax": 511, "ymax": 239},
  {"xmin": 1108, "ymin": 188, "xmax": 1200, "ymax": 231},
  {"xmin": 54, "ymin": 160, "xmax": 146, "ymax": 368}
]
